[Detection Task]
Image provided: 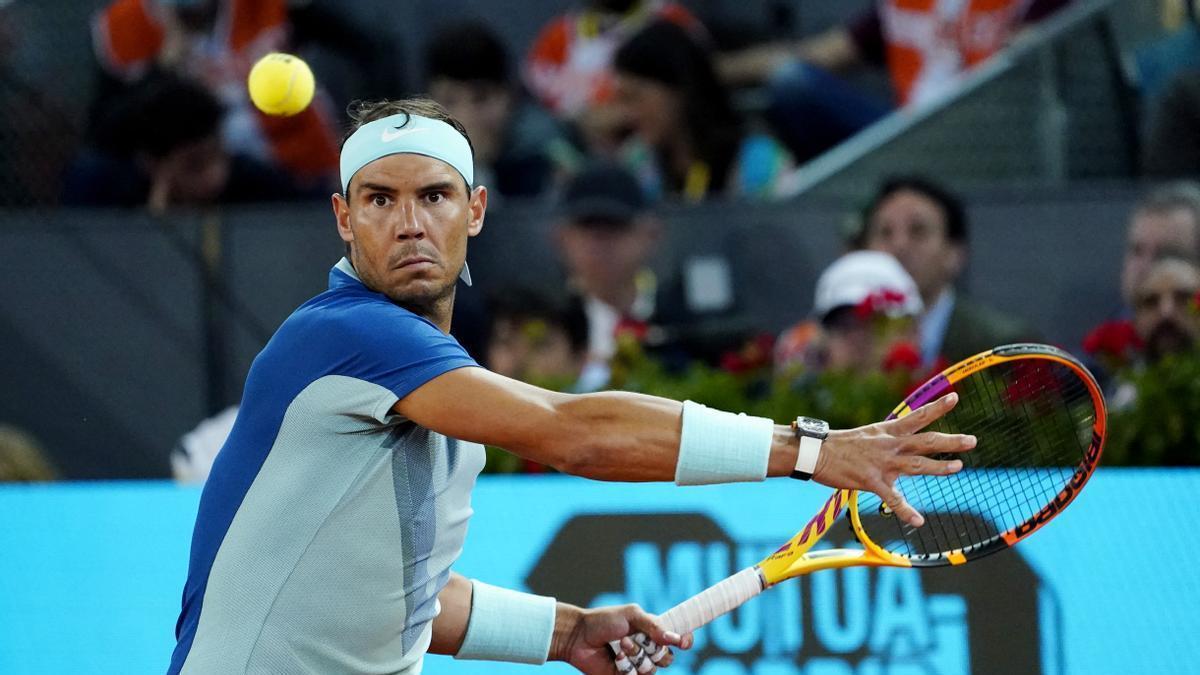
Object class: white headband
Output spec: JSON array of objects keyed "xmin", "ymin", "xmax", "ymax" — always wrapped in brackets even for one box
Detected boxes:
[{"xmin": 340, "ymin": 113, "xmax": 474, "ymax": 193}]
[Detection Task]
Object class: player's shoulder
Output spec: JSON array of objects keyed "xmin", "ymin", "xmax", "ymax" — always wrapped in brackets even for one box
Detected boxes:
[{"xmin": 284, "ymin": 284, "xmax": 444, "ymax": 347}]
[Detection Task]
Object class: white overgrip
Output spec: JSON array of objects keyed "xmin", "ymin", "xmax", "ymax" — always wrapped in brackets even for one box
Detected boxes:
[{"xmin": 659, "ymin": 566, "xmax": 764, "ymax": 634}]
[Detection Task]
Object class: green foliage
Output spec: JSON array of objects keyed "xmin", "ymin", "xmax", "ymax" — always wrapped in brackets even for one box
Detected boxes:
[{"xmin": 1104, "ymin": 350, "xmax": 1200, "ymax": 466}]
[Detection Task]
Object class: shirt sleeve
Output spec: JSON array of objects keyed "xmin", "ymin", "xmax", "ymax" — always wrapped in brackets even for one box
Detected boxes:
[{"xmin": 330, "ymin": 300, "xmax": 479, "ymax": 404}]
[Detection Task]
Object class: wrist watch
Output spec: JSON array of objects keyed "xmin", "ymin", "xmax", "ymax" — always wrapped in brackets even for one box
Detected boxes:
[{"xmin": 790, "ymin": 416, "xmax": 829, "ymax": 480}]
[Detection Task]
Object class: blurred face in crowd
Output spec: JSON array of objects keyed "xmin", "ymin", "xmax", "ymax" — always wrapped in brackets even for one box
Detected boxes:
[
  {"xmin": 614, "ymin": 74, "xmax": 680, "ymax": 149},
  {"xmin": 1121, "ymin": 207, "xmax": 1200, "ymax": 305},
  {"xmin": 487, "ymin": 317, "xmax": 584, "ymax": 384},
  {"xmin": 556, "ymin": 217, "xmax": 660, "ymax": 303},
  {"xmin": 333, "ymin": 153, "xmax": 486, "ymax": 327},
  {"xmin": 145, "ymin": 134, "xmax": 230, "ymax": 205},
  {"xmin": 428, "ymin": 79, "xmax": 511, "ymax": 166},
  {"xmin": 821, "ymin": 309, "xmax": 920, "ymax": 375},
  {"xmin": 864, "ymin": 189, "xmax": 965, "ymax": 305},
  {"xmin": 1132, "ymin": 258, "xmax": 1200, "ymax": 362}
]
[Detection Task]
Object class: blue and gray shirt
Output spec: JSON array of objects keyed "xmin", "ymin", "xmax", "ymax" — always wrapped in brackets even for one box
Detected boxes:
[{"xmin": 169, "ymin": 258, "xmax": 484, "ymax": 674}]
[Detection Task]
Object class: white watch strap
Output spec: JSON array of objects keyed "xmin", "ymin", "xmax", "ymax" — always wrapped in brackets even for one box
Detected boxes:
[{"xmin": 793, "ymin": 435, "xmax": 822, "ymax": 477}]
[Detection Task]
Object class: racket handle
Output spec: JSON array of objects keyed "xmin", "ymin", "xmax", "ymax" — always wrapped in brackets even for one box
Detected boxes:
[{"xmin": 658, "ymin": 566, "xmax": 764, "ymax": 634}]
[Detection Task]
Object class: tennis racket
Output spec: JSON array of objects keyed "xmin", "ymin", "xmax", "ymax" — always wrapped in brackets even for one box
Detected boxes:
[{"xmin": 615, "ymin": 343, "xmax": 1106, "ymax": 669}]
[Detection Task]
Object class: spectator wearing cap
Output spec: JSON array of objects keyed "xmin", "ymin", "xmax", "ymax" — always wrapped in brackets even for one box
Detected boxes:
[
  {"xmin": 425, "ymin": 21, "xmax": 582, "ymax": 201},
  {"xmin": 555, "ymin": 161, "xmax": 746, "ymax": 386},
  {"xmin": 857, "ymin": 176, "xmax": 1037, "ymax": 367},
  {"xmin": 776, "ymin": 250, "xmax": 923, "ymax": 375}
]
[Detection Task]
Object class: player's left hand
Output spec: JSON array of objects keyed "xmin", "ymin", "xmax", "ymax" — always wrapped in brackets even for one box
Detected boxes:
[{"xmin": 549, "ymin": 603, "xmax": 693, "ymax": 674}]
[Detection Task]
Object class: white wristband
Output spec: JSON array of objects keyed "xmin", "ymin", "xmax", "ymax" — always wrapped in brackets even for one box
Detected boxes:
[
  {"xmin": 675, "ymin": 400, "xmax": 774, "ymax": 485},
  {"xmin": 455, "ymin": 580, "xmax": 556, "ymax": 664}
]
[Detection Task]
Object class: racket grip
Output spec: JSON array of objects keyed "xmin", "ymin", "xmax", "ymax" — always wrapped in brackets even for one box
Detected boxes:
[{"xmin": 658, "ymin": 566, "xmax": 764, "ymax": 634}]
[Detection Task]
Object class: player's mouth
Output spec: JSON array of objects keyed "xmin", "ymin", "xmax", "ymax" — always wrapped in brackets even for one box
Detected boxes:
[{"xmin": 393, "ymin": 256, "xmax": 437, "ymax": 270}]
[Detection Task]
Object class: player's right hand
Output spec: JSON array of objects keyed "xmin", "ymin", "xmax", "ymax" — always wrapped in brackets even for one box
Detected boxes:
[{"xmin": 549, "ymin": 602, "xmax": 692, "ymax": 674}]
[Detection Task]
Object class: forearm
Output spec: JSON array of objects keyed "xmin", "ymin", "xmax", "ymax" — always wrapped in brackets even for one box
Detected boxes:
[
  {"xmin": 428, "ymin": 572, "xmax": 472, "ymax": 656},
  {"xmin": 530, "ymin": 390, "xmax": 801, "ymax": 482}
]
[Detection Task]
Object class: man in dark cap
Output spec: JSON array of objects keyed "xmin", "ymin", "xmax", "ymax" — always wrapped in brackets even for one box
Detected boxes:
[{"xmin": 555, "ymin": 162, "xmax": 744, "ymax": 387}]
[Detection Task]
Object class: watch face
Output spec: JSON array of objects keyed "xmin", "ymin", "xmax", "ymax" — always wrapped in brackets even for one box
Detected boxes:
[{"xmin": 797, "ymin": 417, "xmax": 829, "ymax": 435}]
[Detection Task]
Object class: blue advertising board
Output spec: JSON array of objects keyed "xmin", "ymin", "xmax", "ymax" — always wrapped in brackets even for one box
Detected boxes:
[{"xmin": 0, "ymin": 470, "xmax": 1195, "ymax": 674}]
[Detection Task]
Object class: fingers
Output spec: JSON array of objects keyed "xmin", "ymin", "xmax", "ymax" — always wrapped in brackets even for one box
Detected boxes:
[
  {"xmin": 609, "ymin": 640, "xmax": 634, "ymax": 674},
  {"xmin": 892, "ymin": 392, "xmax": 959, "ymax": 433},
  {"xmin": 903, "ymin": 430, "xmax": 976, "ymax": 457},
  {"xmin": 880, "ymin": 484, "xmax": 924, "ymax": 528},
  {"xmin": 899, "ymin": 454, "xmax": 964, "ymax": 477},
  {"xmin": 633, "ymin": 633, "xmax": 674, "ymax": 667},
  {"xmin": 620, "ymin": 636, "xmax": 654, "ymax": 674}
]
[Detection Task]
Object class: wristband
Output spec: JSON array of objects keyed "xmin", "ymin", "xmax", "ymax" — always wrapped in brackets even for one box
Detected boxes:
[
  {"xmin": 675, "ymin": 400, "xmax": 774, "ymax": 486},
  {"xmin": 455, "ymin": 580, "xmax": 556, "ymax": 664}
]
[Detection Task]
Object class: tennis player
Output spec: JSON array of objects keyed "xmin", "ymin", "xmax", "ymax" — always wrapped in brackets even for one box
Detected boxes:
[{"xmin": 168, "ymin": 97, "xmax": 973, "ymax": 675}]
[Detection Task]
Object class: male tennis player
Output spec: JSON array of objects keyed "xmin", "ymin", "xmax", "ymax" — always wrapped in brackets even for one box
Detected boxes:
[{"xmin": 168, "ymin": 98, "xmax": 973, "ymax": 675}]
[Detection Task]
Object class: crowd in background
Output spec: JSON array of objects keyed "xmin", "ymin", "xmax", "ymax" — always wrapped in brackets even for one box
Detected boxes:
[{"xmin": 3, "ymin": 0, "xmax": 1200, "ymax": 480}]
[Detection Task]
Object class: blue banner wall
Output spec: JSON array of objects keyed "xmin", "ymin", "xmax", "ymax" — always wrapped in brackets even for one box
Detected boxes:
[{"xmin": 0, "ymin": 471, "xmax": 1195, "ymax": 674}]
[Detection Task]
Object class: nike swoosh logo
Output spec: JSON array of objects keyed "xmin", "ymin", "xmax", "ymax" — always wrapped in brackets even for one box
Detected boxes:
[{"xmin": 380, "ymin": 127, "xmax": 430, "ymax": 142}]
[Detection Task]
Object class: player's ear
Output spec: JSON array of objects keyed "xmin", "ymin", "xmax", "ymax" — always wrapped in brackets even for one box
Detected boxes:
[
  {"xmin": 332, "ymin": 193, "xmax": 353, "ymax": 245},
  {"xmin": 467, "ymin": 185, "xmax": 487, "ymax": 237}
]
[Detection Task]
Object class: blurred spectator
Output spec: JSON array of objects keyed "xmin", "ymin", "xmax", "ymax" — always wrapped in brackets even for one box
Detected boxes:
[
  {"xmin": 776, "ymin": 250, "xmax": 923, "ymax": 375},
  {"xmin": 425, "ymin": 21, "xmax": 581, "ymax": 201},
  {"xmin": 486, "ymin": 287, "xmax": 590, "ymax": 390},
  {"xmin": 1120, "ymin": 181, "xmax": 1200, "ymax": 310},
  {"xmin": 1142, "ymin": 68, "xmax": 1200, "ymax": 177},
  {"xmin": 856, "ymin": 176, "xmax": 1037, "ymax": 366},
  {"xmin": 0, "ymin": 425, "xmax": 58, "ymax": 482},
  {"xmin": 1132, "ymin": 256, "xmax": 1200, "ymax": 363},
  {"xmin": 612, "ymin": 21, "xmax": 798, "ymax": 201},
  {"xmin": 63, "ymin": 73, "xmax": 316, "ymax": 212},
  {"xmin": 555, "ymin": 161, "xmax": 745, "ymax": 386},
  {"xmin": 523, "ymin": 0, "xmax": 703, "ymax": 152},
  {"xmin": 718, "ymin": 0, "xmax": 1071, "ymax": 162},
  {"xmin": 89, "ymin": 0, "xmax": 342, "ymax": 186},
  {"xmin": 0, "ymin": 3, "xmax": 76, "ymax": 206}
]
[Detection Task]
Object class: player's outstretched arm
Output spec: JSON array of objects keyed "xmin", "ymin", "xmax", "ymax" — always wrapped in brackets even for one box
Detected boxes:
[
  {"xmin": 395, "ymin": 368, "xmax": 972, "ymax": 515},
  {"xmin": 429, "ymin": 572, "xmax": 691, "ymax": 673}
]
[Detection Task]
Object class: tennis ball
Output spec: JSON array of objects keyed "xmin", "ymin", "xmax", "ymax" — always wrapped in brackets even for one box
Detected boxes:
[{"xmin": 247, "ymin": 52, "xmax": 315, "ymax": 116}]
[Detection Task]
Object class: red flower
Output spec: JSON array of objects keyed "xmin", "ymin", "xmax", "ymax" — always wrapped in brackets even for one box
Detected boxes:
[
  {"xmin": 853, "ymin": 289, "xmax": 910, "ymax": 319},
  {"xmin": 1081, "ymin": 320, "xmax": 1142, "ymax": 361},
  {"xmin": 720, "ymin": 333, "xmax": 778, "ymax": 374},
  {"xmin": 614, "ymin": 317, "xmax": 649, "ymax": 342},
  {"xmin": 1003, "ymin": 359, "xmax": 1063, "ymax": 407},
  {"xmin": 882, "ymin": 341, "xmax": 922, "ymax": 373}
]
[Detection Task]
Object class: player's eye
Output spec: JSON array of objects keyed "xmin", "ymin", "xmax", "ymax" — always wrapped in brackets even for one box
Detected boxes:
[
  {"xmin": 371, "ymin": 194, "xmax": 392, "ymax": 207},
  {"xmin": 425, "ymin": 192, "xmax": 445, "ymax": 204}
]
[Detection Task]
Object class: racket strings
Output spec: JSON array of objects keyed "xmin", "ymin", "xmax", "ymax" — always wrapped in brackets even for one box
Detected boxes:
[{"xmin": 857, "ymin": 359, "xmax": 1097, "ymax": 559}]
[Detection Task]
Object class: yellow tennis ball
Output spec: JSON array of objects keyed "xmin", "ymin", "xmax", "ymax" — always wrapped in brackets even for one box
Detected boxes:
[{"xmin": 247, "ymin": 52, "xmax": 315, "ymax": 116}]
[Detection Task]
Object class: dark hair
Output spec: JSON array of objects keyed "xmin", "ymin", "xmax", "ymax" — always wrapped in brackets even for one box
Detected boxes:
[
  {"xmin": 613, "ymin": 20, "xmax": 742, "ymax": 195},
  {"xmin": 425, "ymin": 21, "xmax": 510, "ymax": 86},
  {"xmin": 96, "ymin": 73, "xmax": 224, "ymax": 159},
  {"xmin": 488, "ymin": 287, "xmax": 588, "ymax": 354},
  {"xmin": 341, "ymin": 97, "xmax": 473, "ymax": 154},
  {"xmin": 859, "ymin": 175, "xmax": 968, "ymax": 245}
]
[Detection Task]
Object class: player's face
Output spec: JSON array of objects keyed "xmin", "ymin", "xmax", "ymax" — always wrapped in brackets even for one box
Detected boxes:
[
  {"xmin": 332, "ymin": 153, "xmax": 486, "ymax": 322},
  {"xmin": 1121, "ymin": 208, "xmax": 1200, "ymax": 305},
  {"xmin": 865, "ymin": 190, "xmax": 964, "ymax": 304}
]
